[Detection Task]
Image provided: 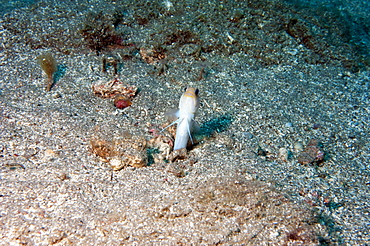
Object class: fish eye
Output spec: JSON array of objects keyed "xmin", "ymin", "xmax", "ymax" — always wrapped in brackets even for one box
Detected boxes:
[
  {"xmin": 184, "ymin": 87, "xmax": 188, "ymax": 92},
  {"xmin": 195, "ymin": 88, "xmax": 199, "ymax": 95}
]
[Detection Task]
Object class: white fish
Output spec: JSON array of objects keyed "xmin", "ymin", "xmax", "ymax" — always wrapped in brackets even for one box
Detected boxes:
[{"xmin": 163, "ymin": 87, "xmax": 200, "ymax": 150}]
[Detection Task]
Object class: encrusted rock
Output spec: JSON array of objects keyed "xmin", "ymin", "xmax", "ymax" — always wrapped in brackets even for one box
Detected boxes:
[
  {"xmin": 110, "ymin": 150, "xmax": 147, "ymax": 170},
  {"xmin": 92, "ymin": 77, "xmax": 137, "ymax": 99},
  {"xmin": 90, "ymin": 139, "xmax": 113, "ymax": 161},
  {"xmin": 169, "ymin": 148, "xmax": 188, "ymax": 162},
  {"xmin": 148, "ymin": 135, "xmax": 173, "ymax": 162},
  {"xmin": 139, "ymin": 46, "xmax": 166, "ymax": 64},
  {"xmin": 297, "ymin": 139, "xmax": 325, "ymax": 165},
  {"xmin": 90, "ymin": 135, "xmax": 147, "ymax": 170},
  {"xmin": 179, "ymin": 43, "xmax": 201, "ymax": 56},
  {"xmin": 279, "ymin": 147, "xmax": 290, "ymax": 162}
]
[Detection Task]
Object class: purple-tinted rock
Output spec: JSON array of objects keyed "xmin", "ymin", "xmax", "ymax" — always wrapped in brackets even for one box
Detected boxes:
[{"xmin": 298, "ymin": 139, "xmax": 325, "ymax": 165}]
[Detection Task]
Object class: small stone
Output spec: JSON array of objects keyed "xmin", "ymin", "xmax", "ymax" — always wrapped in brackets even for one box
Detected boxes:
[
  {"xmin": 114, "ymin": 94, "xmax": 132, "ymax": 109},
  {"xmin": 42, "ymin": 149, "xmax": 58, "ymax": 161},
  {"xmin": 244, "ymin": 132, "xmax": 253, "ymax": 139},
  {"xmin": 285, "ymin": 122, "xmax": 293, "ymax": 128},
  {"xmin": 179, "ymin": 44, "xmax": 201, "ymax": 56},
  {"xmin": 91, "ymin": 135, "xmax": 147, "ymax": 170},
  {"xmin": 297, "ymin": 139, "xmax": 325, "ymax": 165},
  {"xmin": 58, "ymin": 173, "xmax": 70, "ymax": 181},
  {"xmin": 294, "ymin": 142, "xmax": 304, "ymax": 152},
  {"xmin": 92, "ymin": 78, "xmax": 137, "ymax": 99},
  {"xmin": 44, "ymin": 149, "xmax": 56, "ymax": 156},
  {"xmin": 279, "ymin": 147, "xmax": 289, "ymax": 161},
  {"xmin": 121, "ymin": 151, "xmax": 147, "ymax": 168},
  {"xmin": 90, "ymin": 139, "xmax": 113, "ymax": 160},
  {"xmin": 312, "ymin": 123, "xmax": 321, "ymax": 129},
  {"xmin": 52, "ymin": 93, "xmax": 62, "ymax": 99},
  {"xmin": 169, "ymin": 148, "xmax": 188, "ymax": 162},
  {"xmin": 139, "ymin": 46, "xmax": 166, "ymax": 64},
  {"xmin": 148, "ymin": 135, "xmax": 173, "ymax": 161},
  {"xmin": 110, "ymin": 157, "xmax": 125, "ymax": 171}
]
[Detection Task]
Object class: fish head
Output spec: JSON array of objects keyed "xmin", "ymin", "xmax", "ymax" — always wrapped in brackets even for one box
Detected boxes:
[{"xmin": 179, "ymin": 87, "xmax": 199, "ymax": 116}]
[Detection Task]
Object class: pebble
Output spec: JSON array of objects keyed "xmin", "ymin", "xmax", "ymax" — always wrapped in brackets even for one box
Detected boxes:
[
  {"xmin": 244, "ymin": 132, "xmax": 254, "ymax": 139},
  {"xmin": 109, "ymin": 157, "xmax": 125, "ymax": 171},
  {"xmin": 278, "ymin": 147, "xmax": 289, "ymax": 161},
  {"xmin": 297, "ymin": 139, "xmax": 325, "ymax": 165},
  {"xmin": 285, "ymin": 122, "xmax": 293, "ymax": 128},
  {"xmin": 42, "ymin": 149, "xmax": 58, "ymax": 161},
  {"xmin": 294, "ymin": 142, "xmax": 304, "ymax": 152},
  {"xmin": 91, "ymin": 136, "xmax": 147, "ymax": 171},
  {"xmin": 179, "ymin": 44, "xmax": 201, "ymax": 56},
  {"xmin": 312, "ymin": 123, "xmax": 321, "ymax": 129}
]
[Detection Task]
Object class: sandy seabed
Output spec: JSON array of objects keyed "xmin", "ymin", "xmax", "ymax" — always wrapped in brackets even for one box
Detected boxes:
[{"xmin": 0, "ymin": 0, "xmax": 369, "ymax": 245}]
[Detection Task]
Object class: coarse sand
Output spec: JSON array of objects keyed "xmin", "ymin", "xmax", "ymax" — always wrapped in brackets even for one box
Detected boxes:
[{"xmin": 0, "ymin": 0, "xmax": 369, "ymax": 245}]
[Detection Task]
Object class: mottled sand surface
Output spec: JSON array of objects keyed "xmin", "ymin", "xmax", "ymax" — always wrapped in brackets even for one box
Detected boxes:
[{"xmin": 0, "ymin": 0, "xmax": 369, "ymax": 245}]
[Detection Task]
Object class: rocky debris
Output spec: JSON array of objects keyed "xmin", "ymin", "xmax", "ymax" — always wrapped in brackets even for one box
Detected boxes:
[
  {"xmin": 148, "ymin": 135, "xmax": 173, "ymax": 163},
  {"xmin": 92, "ymin": 78, "xmax": 137, "ymax": 99},
  {"xmin": 139, "ymin": 46, "xmax": 167, "ymax": 64},
  {"xmin": 113, "ymin": 94, "xmax": 132, "ymax": 109},
  {"xmin": 297, "ymin": 139, "xmax": 325, "ymax": 165},
  {"xmin": 90, "ymin": 135, "xmax": 147, "ymax": 170},
  {"xmin": 169, "ymin": 148, "xmax": 188, "ymax": 162}
]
